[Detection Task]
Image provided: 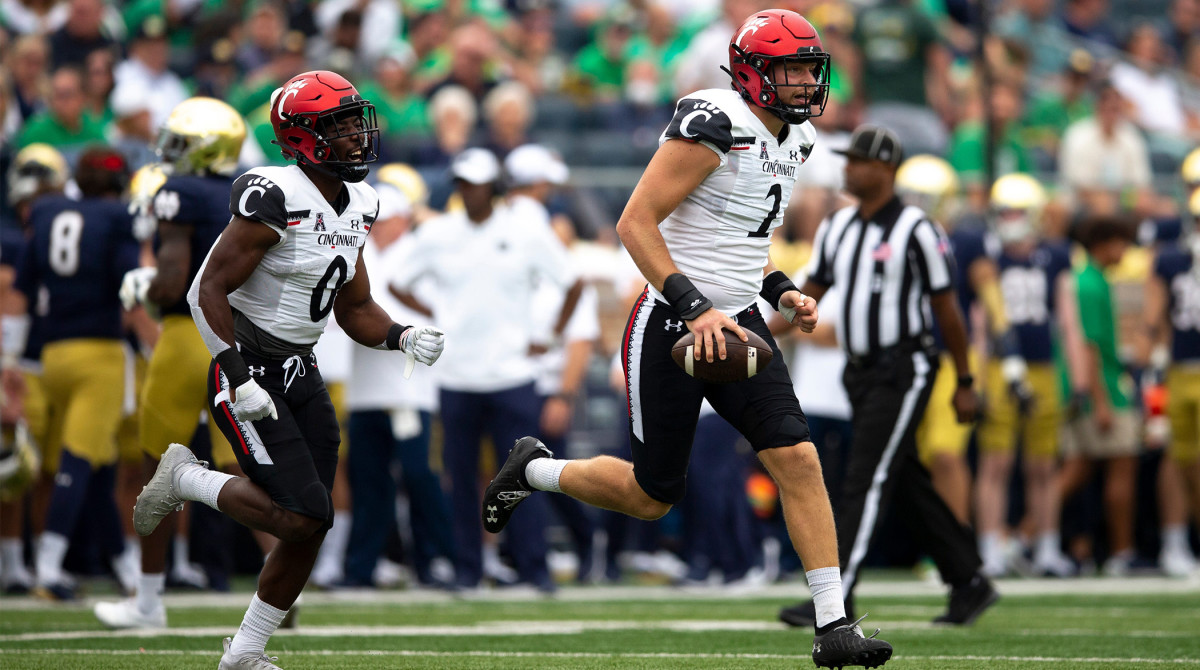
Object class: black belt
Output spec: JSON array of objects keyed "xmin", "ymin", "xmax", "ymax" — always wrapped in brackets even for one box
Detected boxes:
[{"xmin": 846, "ymin": 335, "xmax": 936, "ymax": 370}]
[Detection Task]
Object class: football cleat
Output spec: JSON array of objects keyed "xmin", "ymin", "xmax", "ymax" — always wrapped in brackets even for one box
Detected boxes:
[
  {"xmin": 933, "ymin": 574, "xmax": 999, "ymax": 625},
  {"xmin": 481, "ymin": 437, "xmax": 552, "ymax": 534},
  {"xmin": 779, "ymin": 598, "xmax": 856, "ymax": 629},
  {"xmin": 31, "ymin": 581, "xmax": 77, "ymax": 602},
  {"xmin": 94, "ymin": 598, "xmax": 167, "ymax": 629},
  {"xmin": 133, "ymin": 443, "xmax": 206, "ymax": 537},
  {"xmin": 812, "ymin": 615, "xmax": 893, "ymax": 669},
  {"xmin": 219, "ymin": 637, "xmax": 283, "ymax": 670}
]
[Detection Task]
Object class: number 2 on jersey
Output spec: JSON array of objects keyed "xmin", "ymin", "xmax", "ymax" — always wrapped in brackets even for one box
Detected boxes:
[
  {"xmin": 749, "ymin": 183, "xmax": 782, "ymax": 238},
  {"xmin": 310, "ymin": 255, "xmax": 348, "ymax": 322}
]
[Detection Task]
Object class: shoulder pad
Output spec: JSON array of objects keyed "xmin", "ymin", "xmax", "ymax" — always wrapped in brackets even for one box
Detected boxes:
[
  {"xmin": 664, "ymin": 97, "xmax": 735, "ymax": 153},
  {"xmin": 229, "ymin": 172, "xmax": 288, "ymax": 230}
]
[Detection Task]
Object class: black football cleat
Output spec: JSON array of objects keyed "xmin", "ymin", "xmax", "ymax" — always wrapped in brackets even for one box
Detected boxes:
[
  {"xmin": 482, "ymin": 437, "xmax": 553, "ymax": 534},
  {"xmin": 933, "ymin": 574, "xmax": 999, "ymax": 625},
  {"xmin": 812, "ymin": 615, "xmax": 893, "ymax": 669},
  {"xmin": 780, "ymin": 599, "xmax": 856, "ymax": 628}
]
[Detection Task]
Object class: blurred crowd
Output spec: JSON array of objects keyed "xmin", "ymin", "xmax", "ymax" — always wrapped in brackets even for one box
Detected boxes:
[{"xmin": 1, "ymin": 0, "xmax": 1200, "ymax": 600}]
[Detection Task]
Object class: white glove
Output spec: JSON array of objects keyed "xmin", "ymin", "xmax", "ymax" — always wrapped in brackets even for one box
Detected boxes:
[
  {"xmin": 231, "ymin": 379, "xmax": 278, "ymax": 422},
  {"xmin": 119, "ymin": 267, "xmax": 157, "ymax": 311},
  {"xmin": 400, "ymin": 326, "xmax": 445, "ymax": 378}
]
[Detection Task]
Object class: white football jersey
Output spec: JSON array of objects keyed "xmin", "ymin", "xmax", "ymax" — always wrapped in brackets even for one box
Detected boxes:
[
  {"xmin": 649, "ymin": 88, "xmax": 817, "ymax": 315},
  {"xmin": 192, "ymin": 165, "xmax": 379, "ymax": 353}
]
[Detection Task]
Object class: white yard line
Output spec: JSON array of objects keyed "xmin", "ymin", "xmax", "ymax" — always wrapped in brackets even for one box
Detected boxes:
[{"xmin": 1, "ymin": 648, "xmax": 1198, "ymax": 665}]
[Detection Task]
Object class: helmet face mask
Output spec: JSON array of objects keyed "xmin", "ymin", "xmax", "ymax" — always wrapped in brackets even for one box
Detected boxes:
[
  {"xmin": 271, "ymin": 71, "xmax": 380, "ymax": 183},
  {"xmin": 726, "ymin": 10, "xmax": 831, "ymax": 124}
]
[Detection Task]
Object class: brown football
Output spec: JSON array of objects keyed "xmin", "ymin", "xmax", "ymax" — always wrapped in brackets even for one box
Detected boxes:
[{"xmin": 670, "ymin": 328, "xmax": 774, "ymax": 383}]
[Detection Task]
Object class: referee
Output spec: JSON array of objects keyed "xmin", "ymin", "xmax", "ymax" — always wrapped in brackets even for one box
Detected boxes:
[{"xmin": 780, "ymin": 126, "xmax": 998, "ymax": 627}]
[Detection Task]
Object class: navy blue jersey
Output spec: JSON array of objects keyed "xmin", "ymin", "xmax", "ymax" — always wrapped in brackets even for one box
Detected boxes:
[
  {"xmin": 932, "ymin": 217, "xmax": 995, "ymax": 349},
  {"xmin": 997, "ymin": 241, "xmax": 1072, "ymax": 362},
  {"xmin": 16, "ymin": 196, "xmax": 139, "ymax": 345},
  {"xmin": 151, "ymin": 175, "xmax": 234, "ymax": 316},
  {"xmin": 1154, "ymin": 245, "xmax": 1200, "ymax": 362},
  {"xmin": 0, "ymin": 226, "xmax": 45, "ymax": 362}
]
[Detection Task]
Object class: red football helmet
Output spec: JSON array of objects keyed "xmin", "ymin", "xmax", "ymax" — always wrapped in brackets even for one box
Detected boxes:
[
  {"xmin": 270, "ymin": 70, "xmax": 380, "ymax": 182},
  {"xmin": 725, "ymin": 10, "xmax": 830, "ymax": 124}
]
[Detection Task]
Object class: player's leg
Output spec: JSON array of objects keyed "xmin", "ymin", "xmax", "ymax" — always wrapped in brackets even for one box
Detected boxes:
[
  {"xmin": 975, "ymin": 360, "xmax": 1018, "ymax": 576},
  {"xmin": 917, "ymin": 353, "xmax": 974, "ymax": 524},
  {"xmin": 441, "ymin": 388, "xmax": 487, "ymax": 588},
  {"xmin": 311, "ymin": 381, "xmax": 351, "ymax": 588},
  {"xmin": 1023, "ymin": 365, "xmax": 1072, "ymax": 576},
  {"xmin": 1160, "ymin": 369, "xmax": 1200, "ymax": 576},
  {"xmin": 394, "ymin": 409, "xmax": 455, "ymax": 586},
  {"xmin": 343, "ymin": 409, "xmax": 397, "ymax": 586}
]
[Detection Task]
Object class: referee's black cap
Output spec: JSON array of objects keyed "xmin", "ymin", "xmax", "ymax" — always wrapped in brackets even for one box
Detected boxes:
[{"xmin": 834, "ymin": 125, "xmax": 903, "ymax": 167}]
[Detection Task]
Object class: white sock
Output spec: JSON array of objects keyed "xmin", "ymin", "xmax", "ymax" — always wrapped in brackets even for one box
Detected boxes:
[
  {"xmin": 525, "ymin": 458, "xmax": 567, "ymax": 493},
  {"xmin": 35, "ymin": 532, "xmax": 68, "ymax": 586},
  {"xmin": 806, "ymin": 566, "xmax": 846, "ymax": 628},
  {"xmin": 979, "ymin": 532, "xmax": 1002, "ymax": 564},
  {"xmin": 172, "ymin": 536, "xmax": 190, "ymax": 572},
  {"xmin": 137, "ymin": 573, "xmax": 164, "ymax": 615},
  {"xmin": 1162, "ymin": 525, "xmax": 1190, "ymax": 555},
  {"xmin": 175, "ymin": 465, "xmax": 235, "ymax": 511},
  {"xmin": 1035, "ymin": 531, "xmax": 1060, "ymax": 560},
  {"xmin": 1, "ymin": 538, "xmax": 24, "ymax": 575},
  {"xmin": 228, "ymin": 593, "xmax": 288, "ymax": 658}
]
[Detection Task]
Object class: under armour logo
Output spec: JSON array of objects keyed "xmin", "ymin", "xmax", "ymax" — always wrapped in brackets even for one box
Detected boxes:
[
  {"xmin": 314, "ymin": 213, "xmax": 326, "ymax": 232},
  {"xmin": 486, "ymin": 504, "xmax": 497, "ymax": 524},
  {"xmin": 789, "ymin": 150, "xmax": 799, "ymax": 161},
  {"xmin": 664, "ymin": 319, "xmax": 683, "ymax": 332},
  {"xmin": 759, "ymin": 141, "xmax": 769, "ymax": 160},
  {"xmin": 350, "ymin": 219, "xmax": 361, "ymax": 230},
  {"xmin": 249, "ymin": 366, "xmax": 266, "ymax": 376}
]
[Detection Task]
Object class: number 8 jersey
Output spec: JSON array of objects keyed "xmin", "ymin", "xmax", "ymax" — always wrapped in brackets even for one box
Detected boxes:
[
  {"xmin": 650, "ymin": 88, "xmax": 816, "ymax": 315},
  {"xmin": 198, "ymin": 164, "xmax": 379, "ymax": 354}
]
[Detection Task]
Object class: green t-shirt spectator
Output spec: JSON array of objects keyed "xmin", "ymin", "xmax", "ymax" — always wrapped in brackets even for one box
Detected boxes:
[
  {"xmin": 1022, "ymin": 92, "xmax": 1094, "ymax": 153},
  {"xmin": 852, "ymin": 3, "xmax": 939, "ymax": 106},
  {"xmin": 358, "ymin": 84, "xmax": 431, "ymax": 139},
  {"xmin": 571, "ymin": 42, "xmax": 628, "ymax": 98},
  {"xmin": 945, "ymin": 120, "xmax": 1031, "ymax": 185},
  {"xmin": 1074, "ymin": 256, "xmax": 1131, "ymax": 409},
  {"xmin": 16, "ymin": 112, "xmax": 107, "ymax": 150}
]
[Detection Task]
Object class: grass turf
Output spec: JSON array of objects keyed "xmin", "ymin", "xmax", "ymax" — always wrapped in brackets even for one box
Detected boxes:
[{"xmin": 1, "ymin": 586, "xmax": 1197, "ymax": 669}]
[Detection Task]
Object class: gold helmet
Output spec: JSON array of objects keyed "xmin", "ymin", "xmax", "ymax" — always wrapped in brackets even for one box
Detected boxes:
[
  {"xmin": 895, "ymin": 154, "xmax": 960, "ymax": 222},
  {"xmin": 376, "ymin": 163, "xmax": 428, "ymax": 209},
  {"xmin": 156, "ymin": 97, "xmax": 246, "ymax": 177},
  {"xmin": 128, "ymin": 163, "xmax": 169, "ymax": 241},
  {"xmin": 1182, "ymin": 148, "xmax": 1200, "ymax": 191},
  {"xmin": 7, "ymin": 143, "xmax": 68, "ymax": 205},
  {"xmin": 989, "ymin": 173, "xmax": 1047, "ymax": 244}
]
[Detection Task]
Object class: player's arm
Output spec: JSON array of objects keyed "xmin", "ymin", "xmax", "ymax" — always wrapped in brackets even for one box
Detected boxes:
[
  {"xmin": 1134, "ymin": 269, "xmax": 1169, "ymax": 369},
  {"xmin": 191, "ymin": 216, "xmax": 278, "ymax": 355},
  {"xmin": 145, "ymin": 221, "xmax": 193, "ymax": 306},
  {"xmin": 617, "ymin": 138, "xmax": 749, "ymax": 362}
]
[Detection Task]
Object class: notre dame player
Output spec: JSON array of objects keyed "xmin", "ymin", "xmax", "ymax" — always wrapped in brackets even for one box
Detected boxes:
[
  {"xmin": 11, "ymin": 146, "xmax": 141, "ymax": 601},
  {"xmin": 482, "ymin": 10, "xmax": 891, "ymax": 669},
  {"xmin": 133, "ymin": 70, "xmax": 444, "ymax": 669},
  {"xmin": 94, "ymin": 97, "xmax": 254, "ymax": 629}
]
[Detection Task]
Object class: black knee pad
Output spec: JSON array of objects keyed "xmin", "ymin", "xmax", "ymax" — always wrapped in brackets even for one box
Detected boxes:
[
  {"xmin": 297, "ymin": 480, "xmax": 332, "ymax": 529},
  {"xmin": 749, "ymin": 413, "xmax": 811, "ymax": 452}
]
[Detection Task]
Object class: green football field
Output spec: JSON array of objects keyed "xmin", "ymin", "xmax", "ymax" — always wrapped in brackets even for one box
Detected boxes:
[{"xmin": 1, "ymin": 576, "xmax": 1198, "ymax": 669}]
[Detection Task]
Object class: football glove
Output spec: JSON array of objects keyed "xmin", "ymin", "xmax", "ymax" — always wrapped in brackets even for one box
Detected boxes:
[
  {"xmin": 119, "ymin": 267, "xmax": 157, "ymax": 311},
  {"xmin": 231, "ymin": 379, "xmax": 278, "ymax": 422},
  {"xmin": 400, "ymin": 326, "xmax": 445, "ymax": 379}
]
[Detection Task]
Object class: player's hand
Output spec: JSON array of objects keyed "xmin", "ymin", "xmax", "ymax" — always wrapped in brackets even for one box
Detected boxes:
[
  {"xmin": 685, "ymin": 308, "xmax": 746, "ymax": 363},
  {"xmin": 400, "ymin": 326, "xmax": 445, "ymax": 366},
  {"xmin": 232, "ymin": 379, "xmax": 278, "ymax": 422},
  {"xmin": 540, "ymin": 395, "xmax": 572, "ymax": 438},
  {"xmin": 952, "ymin": 386, "xmax": 979, "ymax": 424},
  {"xmin": 119, "ymin": 267, "xmax": 157, "ymax": 311},
  {"xmin": 779, "ymin": 291, "xmax": 818, "ymax": 333},
  {"xmin": 0, "ymin": 368, "xmax": 26, "ymax": 424}
]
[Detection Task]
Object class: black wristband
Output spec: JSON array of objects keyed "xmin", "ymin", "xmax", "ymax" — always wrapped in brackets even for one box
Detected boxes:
[
  {"xmin": 760, "ymin": 270, "xmax": 798, "ymax": 311},
  {"xmin": 215, "ymin": 347, "xmax": 251, "ymax": 389},
  {"xmin": 957, "ymin": 374, "xmax": 975, "ymax": 389},
  {"xmin": 661, "ymin": 273, "xmax": 713, "ymax": 320},
  {"xmin": 385, "ymin": 323, "xmax": 409, "ymax": 351}
]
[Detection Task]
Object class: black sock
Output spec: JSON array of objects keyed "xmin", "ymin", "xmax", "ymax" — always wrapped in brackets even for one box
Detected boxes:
[{"xmin": 816, "ymin": 616, "xmax": 849, "ymax": 635}]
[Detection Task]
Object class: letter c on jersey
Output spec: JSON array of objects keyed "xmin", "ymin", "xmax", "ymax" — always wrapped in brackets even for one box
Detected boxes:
[
  {"xmin": 239, "ymin": 185, "xmax": 265, "ymax": 217},
  {"xmin": 679, "ymin": 110, "xmax": 712, "ymax": 139}
]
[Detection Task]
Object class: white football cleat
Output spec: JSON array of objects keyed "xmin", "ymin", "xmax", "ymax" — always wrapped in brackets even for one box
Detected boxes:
[
  {"xmin": 133, "ymin": 443, "xmax": 205, "ymax": 537},
  {"xmin": 1161, "ymin": 547, "xmax": 1198, "ymax": 578},
  {"xmin": 219, "ymin": 637, "xmax": 283, "ymax": 669},
  {"xmin": 94, "ymin": 598, "xmax": 166, "ymax": 629}
]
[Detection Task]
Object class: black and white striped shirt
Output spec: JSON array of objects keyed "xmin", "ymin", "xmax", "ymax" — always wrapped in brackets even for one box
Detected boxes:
[{"xmin": 806, "ymin": 196, "xmax": 955, "ymax": 357}]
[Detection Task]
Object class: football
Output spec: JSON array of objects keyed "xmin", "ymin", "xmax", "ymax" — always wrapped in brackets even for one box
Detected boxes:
[{"xmin": 670, "ymin": 328, "xmax": 773, "ymax": 383}]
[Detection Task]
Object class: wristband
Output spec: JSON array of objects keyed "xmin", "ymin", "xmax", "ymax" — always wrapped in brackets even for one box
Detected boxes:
[
  {"xmin": 661, "ymin": 273, "xmax": 713, "ymax": 321},
  {"xmin": 759, "ymin": 271, "xmax": 798, "ymax": 312},
  {"xmin": 384, "ymin": 323, "xmax": 409, "ymax": 351},
  {"xmin": 957, "ymin": 374, "xmax": 974, "ymax": 389},
  {"xmin": 215, "ymin": 347, "xmax": 252, "ymax": 389},
  {"xmin": 1, "ymin": 315, "xmax": 30, "ymax": 369}
]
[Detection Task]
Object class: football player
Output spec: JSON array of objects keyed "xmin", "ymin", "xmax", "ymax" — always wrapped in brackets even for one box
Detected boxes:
[
  {"xmin": 481, "ymin": 11, "xmax": 891, "ymax": 668},
  {"xmin": 1135, "ymin": 188, "xmax": 1200, "ymax": 578},
  {"xmin": 132, "ymin": 70, "xmax": 444, "ymax": 669},
  {"xmin": 10, "ymin": 146, "xmax": 142, "ymax": 601},
  {"xmin": 0, "ymin": 143, "xmax": 67, "ymax": 594},
  {"xmin": 974, "ymin": 174, "xmax": 1077, "ymax": 577},
  {"xmin": 94, "ymin": 97, "xmax": 264, "ymax": 629}
]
